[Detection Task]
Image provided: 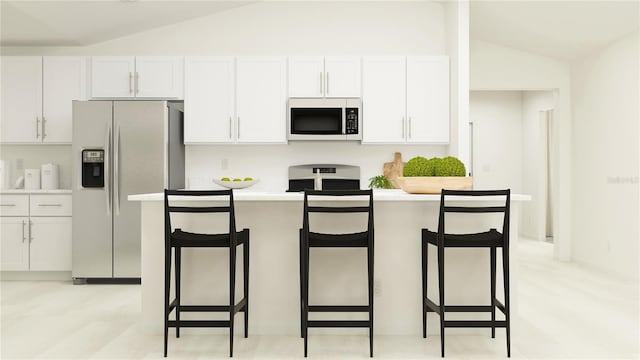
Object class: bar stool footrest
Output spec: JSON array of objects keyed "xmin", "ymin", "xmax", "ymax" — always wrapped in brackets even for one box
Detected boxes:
[
  {"xmin": 307, "ymin": 320, "xmax": 371, "ymax": 328},
  {"xmin": 168, "ymin": 320, "xmax": 230, "ymax": 328},
  {"xmin": 308, "ymin": 305, "xmax": 370, "ymax": 312},
  {"xmin": 444, "ymin": 320, "xmax": 507, "ymax": 328}
]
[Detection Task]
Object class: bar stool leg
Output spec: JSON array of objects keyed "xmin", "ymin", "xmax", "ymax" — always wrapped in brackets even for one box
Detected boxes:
[
  {"xmin": 490, "ymin": 246, "xmax": 496, "ymax": 339},
  {"xmin": 244, "ymin": 236, "xmax": 250, "ymax": 339},
  {"xmin": 163, "ymin": 246, "xmax": 171, "ymax": 357},
  {"xmin": 229, "ymin": 245, "xmax": 237, "ymax": 358},
  {"xmin": 438, "ymin": 244, "xmax": 445, "ymax": 358},
  {"xmin": 303, "ymin": 236, "xmax": 310, "ymax": 357},
  {"xmin": 367, "ymin": 242, "xmax": 374, "ymax": 358},
  {"xmin": 299, "ymin": 230, "xmax": 304, "ymax": 339},
  {"xmin": 422, "ymin": 238, "xmax": 428, "ymax": 338},
  {"xmin": 503, "ymin": 247, "xmax": 511, "ymax": 357},
  {"xmin": 175, "ymin": 247, "xmax": 181, "ymax": 338}
]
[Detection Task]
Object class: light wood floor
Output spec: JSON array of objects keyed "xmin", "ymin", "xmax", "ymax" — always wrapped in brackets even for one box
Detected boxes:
[{"xmin": 1, "ymin": 240, "xmax": 638, "ymax": 359}]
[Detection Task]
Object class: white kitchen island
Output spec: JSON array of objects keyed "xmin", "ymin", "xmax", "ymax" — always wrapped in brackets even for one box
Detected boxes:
[{"xmin": 129, "ymin": 189, "xmax": 530, "ymax": 336}]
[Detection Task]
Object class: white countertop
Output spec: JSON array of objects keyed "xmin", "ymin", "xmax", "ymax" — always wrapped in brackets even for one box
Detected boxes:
[
  {"xmin": 128, "ymin": 189, "xmax": 531, "ymax": 202},
  {"xmin": 1, "ymin": 189, "xmax": 72, "ymax": 194}
]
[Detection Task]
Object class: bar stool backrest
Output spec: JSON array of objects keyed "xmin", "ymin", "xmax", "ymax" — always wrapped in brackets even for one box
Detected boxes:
[
  {"xmin": 303, "ymin": 189, "xmax": 374, "ymax": 237},
  {"xmin": 164, "ymin": 189, "xmax": 237, "ymax": 246},
  {"xmin": 438, "ymin": 189, "xmax": 511, "ymax": 244}
]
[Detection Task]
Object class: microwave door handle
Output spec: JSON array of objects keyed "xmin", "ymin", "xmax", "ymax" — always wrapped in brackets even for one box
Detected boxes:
[{"xmin": 319, "ymin": 72, "xmax": 323, "ymax": 95}]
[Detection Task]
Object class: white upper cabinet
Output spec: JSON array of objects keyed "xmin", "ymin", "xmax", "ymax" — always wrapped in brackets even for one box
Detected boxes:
[
  {"xmin": 236, "ymin": 57, "xmax": 287, "ymax": 143},
  {"xmin": 1, "ymin": 56, "xmax": 43, "ymax": 143},
  {"xmin": 362, "ymin": 56, "xmax": 406, "ymax": 143},
  {"xmin": 288, "ymin": 56, "xmax": 360, "ymax": 98},
  {"xmin": 288, "ymin": 57, "xmax": 324, "ymax": 97},
  {"xmin": 324, "ymin": 56, "xmax": 361, "ymax": 98},
  {"xmin": 91, "ymin": 56, "xmax": 183, "ymax": 99},
  {"xmin": 184, "ymin": 57, "xmax": 235, "ymax": 144},
  {"xmin": 91, "ymin": 56, "xmax": 135, "ymax": 98},
  {"xmin": 43, "ymin": 57, "xmax": 88, "ymax": 143},
  {"xmin": 406, "ymin": 56, "xmax": 450, "ymax": 143},
  {"xmin": 1, "ymin": 56, "xmax": 86, "ymax": 144},
  {"xmin": 135, "ymin": 56, "xmax": 184, "ymax": 98}
]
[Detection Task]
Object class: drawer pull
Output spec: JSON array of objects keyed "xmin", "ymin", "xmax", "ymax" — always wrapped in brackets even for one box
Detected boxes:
[
  {"xmin": 37, "ymin": 204, "xmax": 62, "ymax": 207},
  {"xmin": 0, "ymin": 204, "xmax": 16, "ymax": 207}
]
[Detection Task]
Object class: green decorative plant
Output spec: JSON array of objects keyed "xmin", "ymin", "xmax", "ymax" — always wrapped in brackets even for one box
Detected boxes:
[
  {"xmin": 434, "ymin": 156, "xmax": 466, "ymax": 176},
  {"xmin": 368, "ymin": 175, "xmax": 393, "ymax": 189},
  {"xmin": 403, "ymin": 156, "xmax": 466, "ymax": 177}
]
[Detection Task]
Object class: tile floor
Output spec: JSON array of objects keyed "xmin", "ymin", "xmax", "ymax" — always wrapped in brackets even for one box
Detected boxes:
[{"xmin": 1, "ymin": 240, "xmax": 638, "ymax": 359}]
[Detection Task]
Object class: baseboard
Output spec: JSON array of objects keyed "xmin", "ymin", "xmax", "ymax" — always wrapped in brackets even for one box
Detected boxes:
[{"xmin": 1, "ymin": 271, "xmax": 72, "ymax": 281}]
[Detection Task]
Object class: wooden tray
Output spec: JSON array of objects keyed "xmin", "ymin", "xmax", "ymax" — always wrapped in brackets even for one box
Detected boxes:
[{"xmin": 396, "ymin": 176, "xmax": 473, "ymax": 194}]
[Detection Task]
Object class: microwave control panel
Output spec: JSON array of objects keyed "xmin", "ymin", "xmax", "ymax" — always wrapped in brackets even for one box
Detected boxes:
[{"xmin": 345, "ymin": 108, "xmax": 359, "ymax": 134}]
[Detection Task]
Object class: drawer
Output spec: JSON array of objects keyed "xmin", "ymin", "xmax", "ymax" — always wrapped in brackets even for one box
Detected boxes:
[
  {"xmin": 29, "ymin": 195, "xmax": 72, "ymax": 216},
  {"xmin": 0, "ymin": 195, "xmax": 29, "ymax": 216}
]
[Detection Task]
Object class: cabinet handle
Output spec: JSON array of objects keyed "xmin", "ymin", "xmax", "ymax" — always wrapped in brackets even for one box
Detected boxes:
[
  {"xmin": 326, "ymin": 72, "xmax": 329, "ymax": 94},
  {"xmin": 408, "ymin": 117, "xmax": 412, "ymax": 139},
  {"xmin": 29, "ymin": 220, "xmax": 33, "ymax": 243},
  {"xmin": 37, "ymin": 203, "xmax": 62, "ymax": 207},
  {"xmin": 42, "ymin": 116, "xmax": 47, "ymax": 139},
  {"xmin": 229, "ymin": 116, "xmax": 232, "ymax": 139},
  {"xmin": 320, "ymin": 72, "xmax": 323, "ymax": 94},
  {"xmin": 237, "ymin": 116, "xmax": 240, "ymax": 139},
  {"xmin": 129, "ymin": 72, "xmax": 133, "ymax": 94},
  {"xmin": 22, "ymin": 220, "xmax": 26, "ymax": 243},
  {"xmin": 402, "ymin": 117, "xmax": 405, "ymax": 138},
  {"xmin": 36, "ymin": 117, "xmax": 40, "ymax": 139},
  {"xmin": 0, "ymin": 204, "xmax": 16, "ymax": 207},
  {"xmin": 135, "ymin": 72, "xmax": 139, "ymax": 95}
]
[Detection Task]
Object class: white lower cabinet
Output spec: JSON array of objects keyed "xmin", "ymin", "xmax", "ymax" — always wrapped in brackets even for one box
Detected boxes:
[{"xmin": 0, "ymin": 194, "xmax": 72, "ymax": 272}]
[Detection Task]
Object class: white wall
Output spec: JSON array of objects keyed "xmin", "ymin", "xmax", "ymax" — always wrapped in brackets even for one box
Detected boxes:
[
  {"xmin": 521, "ymin": 91, "xmax": 555, "ymax": 240},
  {"xmin": 470, "ymin": 39, "xmax": 572, "ymax": 261},
  {"xmin": 0, "ymin": 145, "xmax": 72, "ymax": 189},
  {"xmin": 571, "ymin": 31, "xmax": 639, "ymax": 280},
  {"xmin": 187, "ymin": 143, "xmax": 447, "ymax": 191},
  {"xmin": 470, "ymin": 91, "xmax": 523, "ymax": 192}
]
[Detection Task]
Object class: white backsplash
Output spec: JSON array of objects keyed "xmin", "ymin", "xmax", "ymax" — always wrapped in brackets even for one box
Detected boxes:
[
  {"xmin": 186, "ymin": 143, "xmax": 448, "ymax": 191},
  {"xmin": 0, "ymin": 145, "xmax": 72, "ymax": 190}
]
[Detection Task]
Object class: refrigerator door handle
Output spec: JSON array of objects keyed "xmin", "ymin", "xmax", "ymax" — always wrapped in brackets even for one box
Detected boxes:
[
  {"xmin": 114, "ymin": 124, "xmax": 121, "ymax": 215},
  {"xmin": 105, "ymin": 122, "xmax": 111, "ymax": 215}
]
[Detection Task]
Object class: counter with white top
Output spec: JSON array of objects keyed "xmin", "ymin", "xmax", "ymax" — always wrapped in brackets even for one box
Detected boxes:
[{"xmin": 129, "ymin": 189, "xmax": 530, "ymax": 336}]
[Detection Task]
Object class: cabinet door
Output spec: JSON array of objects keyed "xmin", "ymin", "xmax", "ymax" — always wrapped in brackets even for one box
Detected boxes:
[
  {"xmin": 184, "ymin": 57, "xmax": 235, "ymax": 143},
  {"xmin": 236, "ymin": 57, "xmax": 287, "ymax": 143},
  {"xmin": 362, "ymin": 57, "xmax": 406, "ymax": 143},
  {"xmin": 1, "ymin": 56, "xmax": 43, "ymax": 143},
  {"xmin": 29, "ymin": 217, "xmax": 72, "ymax": 271},
  {"xmin": 135, "ymin": 56, "xmax": 184, "ymax": 98},
  {"xmin": 288, "ymin": 56, "xmax": 324, "ymax": 98},
  {"xmin": 324, "ymin": 56, "xmax": 361, "ymax": 98},
  {"xmin": 91, "ymin": 56, "xmax": 135, "ymax": 98},
  {"xmin": 43, "ymin": 57, "xmax": 88, "ymax": 143},
  {"xmin": 407, "ymin": 56, "xmax": 450, "ymax": 143},
  {"xmin": 0, "ymin": 217, "xmax": 29, "ymax": 271}
]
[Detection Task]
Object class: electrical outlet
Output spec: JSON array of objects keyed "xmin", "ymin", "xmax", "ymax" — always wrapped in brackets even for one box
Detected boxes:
[
  {"xmin": 16, "ymin": 158, "xmax": 23, "ymax": 170},
  {"xmin": 374, "ymin": 280, "xmax": 382, "ymax": 296}
]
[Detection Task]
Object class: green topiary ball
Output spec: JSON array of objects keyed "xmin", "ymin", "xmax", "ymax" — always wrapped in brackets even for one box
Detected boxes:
[
  {"xmin": 434, "ymin": 156, "xmax": 466, "ymax": 176},
  {"xmin": 403, "ymin": 156, "xmax": 436, "ymax": 176}
]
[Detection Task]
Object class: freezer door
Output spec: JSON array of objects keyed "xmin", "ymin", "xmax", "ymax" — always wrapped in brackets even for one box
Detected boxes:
[
  {"xmin": 112, "ymin": 101, "xmax": 167, "ymax": 277},
  {"xmin": 72, "ymin": 100, "xmax": 113, "ymax": 278}
]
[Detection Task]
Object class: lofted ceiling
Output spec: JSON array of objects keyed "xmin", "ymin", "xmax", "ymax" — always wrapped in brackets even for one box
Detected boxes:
[
  {"xmin": 470, "ymin": 0, "xmax": 639, "ymax": 61},
  {"xmin": 1, "ymin": 0, "xmax": 254, "ymax": 46}
]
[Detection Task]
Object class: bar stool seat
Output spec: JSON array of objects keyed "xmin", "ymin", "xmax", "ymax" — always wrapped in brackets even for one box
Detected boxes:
[
  {"xmin": 171, "ymin": 228, "xmax": 249, "ymax": 246},
  {"xmin": 423, "ymin": 228, "xmax": 503, "ymax": 247},
  {"xmin": 308, "ymin": 230, "xmax": 369, "ymax": 247}
]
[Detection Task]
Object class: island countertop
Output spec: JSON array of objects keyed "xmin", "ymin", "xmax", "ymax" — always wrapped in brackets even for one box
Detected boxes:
[{"xmin": 129, "ymin": 189, "xmax": 531, "ymax": 202}]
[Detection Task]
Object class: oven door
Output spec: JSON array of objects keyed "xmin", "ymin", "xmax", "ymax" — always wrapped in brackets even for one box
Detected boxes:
[{"xmin": 288, "ymin": 98, "xmax": 346, "ymax": 140}]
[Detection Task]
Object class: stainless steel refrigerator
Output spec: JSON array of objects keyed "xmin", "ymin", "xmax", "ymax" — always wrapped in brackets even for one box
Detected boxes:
[{"xmin": 72, "ymin": 100, "xmax": 184, "ymax": 282}]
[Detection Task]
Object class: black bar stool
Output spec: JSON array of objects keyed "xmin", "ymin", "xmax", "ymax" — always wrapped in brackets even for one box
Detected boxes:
[
  {"xmin": 163, "ymin": 189, "xmax": 250, "ymax": 357},
  {"xmin": 299, "ymin": 189, "xmax": 374, "ymax": 357},
  {"xmin": 422, "ymin": 189, "xmax": 511, "ymax": 357}
]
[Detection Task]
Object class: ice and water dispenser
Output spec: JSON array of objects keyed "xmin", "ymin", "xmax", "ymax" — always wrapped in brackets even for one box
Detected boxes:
[{"xmin": 82, "ymin": 149, "xmax": 104, "ymax": 188}]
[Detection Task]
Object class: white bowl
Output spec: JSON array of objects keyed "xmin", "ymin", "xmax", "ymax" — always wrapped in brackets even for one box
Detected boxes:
[{"xmin": 213, "ymin": 178, "xmax": 259, "ymax": 189}]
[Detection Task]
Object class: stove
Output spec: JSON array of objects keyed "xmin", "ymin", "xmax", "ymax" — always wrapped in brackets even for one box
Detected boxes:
[{"xmin": 287, "ymin": 164, "xmax": 360, "ymax": 192}]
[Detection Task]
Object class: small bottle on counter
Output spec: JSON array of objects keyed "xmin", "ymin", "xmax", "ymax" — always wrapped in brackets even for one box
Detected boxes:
[{"xmin": 314, "ymin": 169, "xmax": 322, "ymax": 191}]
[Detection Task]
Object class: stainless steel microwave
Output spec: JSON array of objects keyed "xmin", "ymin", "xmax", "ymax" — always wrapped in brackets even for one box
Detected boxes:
[{"xmin": 287, "ymin": 98, "xmax": 362, "ymax": 141}]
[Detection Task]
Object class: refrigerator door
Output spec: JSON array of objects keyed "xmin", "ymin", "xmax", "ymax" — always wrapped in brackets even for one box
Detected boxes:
[
  {"xmin": 72, "ymin": 101, "xmax": 113, "ymax": 278},
  {"xmin": 112, "ymin": 101, "xmax": 167, "ymax": 277}
]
